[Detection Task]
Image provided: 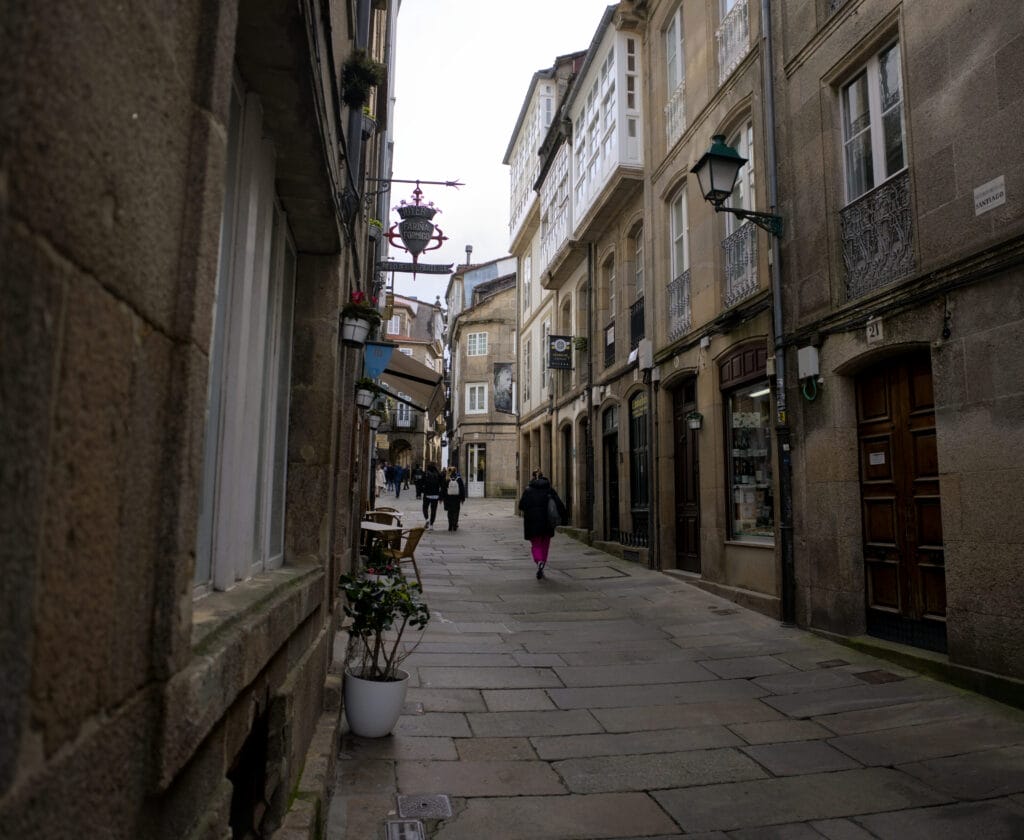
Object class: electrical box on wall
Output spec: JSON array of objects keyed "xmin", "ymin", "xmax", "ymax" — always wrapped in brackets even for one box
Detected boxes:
[{"xmin": 797, "ymin": 346, "xmax": 820, "ymax": 380}]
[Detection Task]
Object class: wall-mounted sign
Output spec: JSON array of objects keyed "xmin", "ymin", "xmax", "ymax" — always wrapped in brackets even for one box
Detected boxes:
[
  {"xmin": 378, "ymin": 260, "xmax": 453, "ymax": 275},
  {"xmin": 548, "ymin": 335, "xmax": 573, "ymax": 370},
  {"xmin": 866, "ymin": 317, "xmax": 883, "ymax": 345},
  {"xmin": 974, "ymin": 175, "xmax": 1006, "ymax": 216}
]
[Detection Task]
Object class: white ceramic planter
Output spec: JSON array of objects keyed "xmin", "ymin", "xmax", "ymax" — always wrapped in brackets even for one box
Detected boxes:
[
  {"xmin": 341, "ymin": 316, "xmax": 372, "ymax": 347},
  {"xmin": 355, "ymin": 388, "xmax": 374, "ymax": 408},
  {"xmin": 343, "ymin": 667, "xmax": 410, "ymax": 737}
]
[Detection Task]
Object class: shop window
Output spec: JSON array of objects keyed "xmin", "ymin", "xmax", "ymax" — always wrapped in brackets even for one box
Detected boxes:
[{"xmin": 726, "ymin": 382, "xmax": 773, "ymax": 542}]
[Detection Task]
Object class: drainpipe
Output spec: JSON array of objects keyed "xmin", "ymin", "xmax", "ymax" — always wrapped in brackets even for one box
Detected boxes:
[
  {"xmin": 586, "ymin": 242, "xmax": 596, "ymax": 533},
  {"xmin": 761, "ymin": 0, "xmax": 795, "ymax": 625}
]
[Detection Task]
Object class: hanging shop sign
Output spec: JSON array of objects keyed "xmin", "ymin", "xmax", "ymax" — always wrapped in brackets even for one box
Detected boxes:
[{"xmin": 548, "ymin": 335, "xmax": 573, "ymax": 370}]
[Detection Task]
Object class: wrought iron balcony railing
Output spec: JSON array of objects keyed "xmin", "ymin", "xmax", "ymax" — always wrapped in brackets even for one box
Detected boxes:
[
  {"xmin": 840, "ymin": 171, "xmax": 914, "ymax": 300},
  {"xmin": 664, "ymin": 78, "xmax": 686, "ymax": 149},
  {"xmin": 629, "ymin": 297, "xmax": 645, "ymax": 350},
  {"xmin": 716, "ymin": 0, "xmax": 750, "ymax": 85},
  {"xmin": 667, "ymin": 269, "xmax": 692, "ymax": 342},
  {"xmin": 722, "ymin": 221, "xmax": 758, "ymax": 309}
]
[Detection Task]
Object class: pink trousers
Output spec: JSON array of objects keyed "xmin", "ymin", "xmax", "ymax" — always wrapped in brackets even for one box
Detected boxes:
[{"xmin": 529, "ymin": 535, "xmax": 551, "ymax": 564}]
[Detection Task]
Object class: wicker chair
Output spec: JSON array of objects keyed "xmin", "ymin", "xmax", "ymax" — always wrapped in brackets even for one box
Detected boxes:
[{"xmin": 380, "ymin": 527, "xmax": 425, "ymax": 586}]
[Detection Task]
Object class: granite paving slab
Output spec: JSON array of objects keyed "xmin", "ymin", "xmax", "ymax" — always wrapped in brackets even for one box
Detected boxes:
[
  {"xmin": 807, "ymin": 818, "xmax": 878, "ymax": 840},
  {"xmin": 741, "ymin": 739, "xmax": 863, "ymax": 775},
  {"xmin": 593, "ymin": 699, "xmax": 782, "ymax": 732},
  {"xmin": 553, "ymin": 748, "xmax": 766, "ymax": 793},
  {"xmin": 698, "ymin": 655, "xmax": 797, "ymax": 679},
  {"xmin": 855, "ymin": 799, "xmax": 1024, "ymax": 839},
  {"xmin": 392, "ymin": 712, "xmax": 472, "ymax": 738},
  {"xmin": 549, "ymin": 678, "xmax": 767, "ymax": 710},
  {"xmin": 340, "ymin": 734, "xmax": 458, "ymax": 761},
  {"xmin": 432, "ymin": 793, "xmax": 680, "ymax": 840},
  {"xmin": 761, "ymin": 677, "xmax": 950, "ymax": 718},
  {"xmin": 454, "ymin": 737, "xmax": 537, "ymax": 761},
  {"xmin": 652, "ymin": 767, "xmax": 951, "ymax": 833},
  {"xmin": 417, "ymin": 666, "xmax": 563, "ymax": 689},
  {"xmin": 482, "ymin": 688, "xmax": 557, "ymax": 711},
  {"xmin": 726, "ymin": 824, "xmax": 825, "ymax": 840},
  {"xmin": 404, "ymin": 688, "xmax": 487, "ymax": 713},
  {"xmin": 728, "ymin": 719, "xmax": 833, "ymax": 745},
  {"xmin": 466, "ymin": 709, "xmax": 604, "ymax": 738},
  {"xmin": 751, "ymin": 667, "xmax": 868, "ymax": 694},
  {"xmin": 829, "ymin": 715, "xmax": 1024, "ymax": 766},
  {"xmin": 533, "ymin": 725, "xmax": 745, "ymax": 760},
  {"xmin": 397, "ymin": 759, "xmax": 566, "ymax": 796},
  {"xmin": 814, "ymin": 696, "xmax": 1011, "ymax": 735},
  {"xmin": 553, "ymin": 660, "xmax": 718, "ymax": 687},
  {"xmin": 898, "ymin": 745, "xmax": 1024, "ymax": 799},
  {"xmin": 558, "ymin": 643, "xmax": 701, "ymax": 666}
]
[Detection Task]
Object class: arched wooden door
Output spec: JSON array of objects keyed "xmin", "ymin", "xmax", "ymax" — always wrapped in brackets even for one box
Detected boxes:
[{"xmin": 857, "ymin": 351, "xmax": 947, "ymax": 652}]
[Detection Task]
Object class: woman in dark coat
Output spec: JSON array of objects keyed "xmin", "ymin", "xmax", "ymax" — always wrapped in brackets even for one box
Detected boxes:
[
  {"xmin": 421, "ymin": 463, "xmax": 442, "ymax": 529},
  {"xmin": 518, "ymin": 472, "xmax": 567, "ymax": 579}
]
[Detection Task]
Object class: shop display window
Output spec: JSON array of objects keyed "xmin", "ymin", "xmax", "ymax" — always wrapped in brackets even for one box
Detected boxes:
[{"xmin": 727, "ymin": 382, "xmax": 774, "ymax": 542}]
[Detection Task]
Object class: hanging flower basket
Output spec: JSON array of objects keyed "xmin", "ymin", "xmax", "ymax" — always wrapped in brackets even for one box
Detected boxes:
[
  {"xmin": 361, "ymin": 110, "xmax": 377, "ymax": 139},
  {"xmin": 341, "ymin": 50, "xmax": 386, "ymax": 110},
  {"xmin": 686, "ymin": 411, "xmax": 704, "ymax": 430},
  {"xmin": 341, "ymin": 291, "xmax": 381, "ymax": 347},
  {"xmin": 368, "ymin": 219, "xmax": 383, "ymax": 241},
  {"xmin": 355, "ymin": 378, "xmax": 379, "ymax": 409}
]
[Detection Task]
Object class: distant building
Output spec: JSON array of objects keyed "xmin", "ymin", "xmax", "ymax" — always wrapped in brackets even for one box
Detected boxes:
[{"xmin": 445, "ymin": 258, "xmax": 520, "ymax": 498}]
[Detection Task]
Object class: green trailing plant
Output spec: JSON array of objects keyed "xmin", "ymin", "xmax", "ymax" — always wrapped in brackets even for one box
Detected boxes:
[
  {"xmin": 355, "ymin": 377, "xmax": 380, "ymax": 393},
  {"xmin": 338, "ymin": 572, "xmax": 430, "ymax": 681},
  {"xmin": 341, "ymin": 50, "xmax": 386, "ymax": 109}
]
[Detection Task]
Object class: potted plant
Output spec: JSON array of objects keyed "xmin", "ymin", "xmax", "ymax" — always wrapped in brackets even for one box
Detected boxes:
[
  {"xmin": 338, "ymin": 571, "xmax": 430, "ymax": 737},
  {"xmin": 341, "ymin": 50, "xmax": 386, "ymax": 110},
  {"xmin": 367, "ymin": 218, "xmax": 384, "ymax": 241},
  {"xmin": 366, "ymin": 405, "xmax": 387, "ymax": 430},
  {"xmin": 355, "ymin": 377, "xmax": 379, "ymax": 409},
  {"xmin": 341, "ymin": 290, "xmax": 381, "ymax": 347},
  {"xmin": 686, "ymin": 410, "xmax": 703, "ymax": 430}
]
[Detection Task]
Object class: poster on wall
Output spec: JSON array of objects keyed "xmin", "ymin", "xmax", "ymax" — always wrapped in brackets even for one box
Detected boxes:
[{"xmin": 494, "ymin": 362, "xmax": 514, "ymax": 414}]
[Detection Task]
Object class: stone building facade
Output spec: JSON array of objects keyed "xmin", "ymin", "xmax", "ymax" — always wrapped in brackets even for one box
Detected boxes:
[
  {"xmin": 445, "ymin": 260, "xmax": 520, "ymax": 498},
  {"xmin": 506, "ymin": 0, "xmax": 1024, "ymax": 691},
  {"xmin": 2, "ymin": 0, "xmax": 397, "ymax": 836}
]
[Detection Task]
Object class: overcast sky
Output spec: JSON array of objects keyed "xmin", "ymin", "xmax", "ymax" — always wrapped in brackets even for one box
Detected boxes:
[{"xmin": 387, "ymin": 0, "xmax": 613, "ymax": 304}]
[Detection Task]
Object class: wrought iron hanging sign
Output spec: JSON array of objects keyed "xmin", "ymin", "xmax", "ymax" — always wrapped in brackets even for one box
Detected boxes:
[{"xmin": 382, "ymin": 182, "xmax": 452, "ymax": 278}]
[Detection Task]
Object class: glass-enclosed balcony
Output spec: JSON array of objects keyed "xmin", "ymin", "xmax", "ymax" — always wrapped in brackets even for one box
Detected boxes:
[
  {"xmin": 717, "ymin": 0, "xmax": 750, "ymax": 85},
  {"xmin": 665, "ymin": 78, "xmax": 686, "ymax": 149}
]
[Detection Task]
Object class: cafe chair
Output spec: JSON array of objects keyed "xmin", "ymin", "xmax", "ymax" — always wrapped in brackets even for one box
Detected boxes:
[{"xmin": 380, "ymin": 527, "xmax": 425, "ymax": 587}]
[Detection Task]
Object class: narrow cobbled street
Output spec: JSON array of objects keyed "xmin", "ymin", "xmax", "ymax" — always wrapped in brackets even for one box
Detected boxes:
[{"xmin": 327, "ymin": 495, "xmax": 1024, "ymax": 839}]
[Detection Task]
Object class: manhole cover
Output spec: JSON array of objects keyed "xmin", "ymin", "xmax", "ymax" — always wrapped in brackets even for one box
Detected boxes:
[
  {"xmin": 853, "ymin": 669, "xmax": 904, "ymax": 684},
  {"xmin": 397, "ymin": 794, "xmax": 452, "ymax": 819},
  {"xmin": 385, "ymin": 820, "xmax": 425, "ymax": 840},
  {"xmin": 817, "ymin": 659, "xmax": 849, "ymax": 668}
]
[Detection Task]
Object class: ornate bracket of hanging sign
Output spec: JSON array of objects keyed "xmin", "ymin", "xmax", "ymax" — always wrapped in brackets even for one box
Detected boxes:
[{"xmin": 371, "ymin": 179, "xmax": 461, "ymax": 278}]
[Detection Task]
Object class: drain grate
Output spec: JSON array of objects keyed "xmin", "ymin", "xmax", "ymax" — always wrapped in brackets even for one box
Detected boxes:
[
  {"xmin": 385, "ymin": 820, "xmax": 425, "ymax": 840},
  {"xmin": 853, "ymin": 669, "xmax": 904, "ymax": 684},
  {"xmin": 397, "ymin": 794, "xmax": 452, "ymax": 819}
]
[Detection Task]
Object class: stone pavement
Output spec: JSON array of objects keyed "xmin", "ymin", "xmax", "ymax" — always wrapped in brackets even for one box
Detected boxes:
[{"xmin": 326, "ymin": 493, "xmax": 1024, "ymax": 839}]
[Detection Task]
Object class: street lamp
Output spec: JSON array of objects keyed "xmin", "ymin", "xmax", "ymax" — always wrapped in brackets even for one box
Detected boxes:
[
  {"xmin": 691, "ymin": 135, "xmax": 784, "ymax": 237},
  {"xmin": 693, "ymin": 132, "xmax": 795, "ymax": 627}
]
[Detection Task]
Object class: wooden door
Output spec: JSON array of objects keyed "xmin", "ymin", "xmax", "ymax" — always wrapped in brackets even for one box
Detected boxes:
[
  {"xmin": 857, "ymin": 351, "xmax": 946, "ymax": 652},
  {"xmin": 672, "ymin": 381, "xmax": 701, "ymax": 572},
  {"xmin": 602, "ymin": 408, "xmax": 620, "ymax": 541}
]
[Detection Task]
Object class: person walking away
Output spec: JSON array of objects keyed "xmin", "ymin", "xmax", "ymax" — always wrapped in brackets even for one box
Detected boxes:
[
  {"xmin": 384, "ymin": 463, "xmax": 395, "ymax": 497},
  {"xmin": 394, "ymin": 464, "xmax": 404, "ymax": 499},
  {"xmin": 412, "ymin": 464, "xmax": 424, "ymax": 499},
  {"xmin": 443, "ymin": 467, "xmax": 467, "ymax": 531},
  {"xmin": 518, "ymin": 470, "xmax": 566, "ymax": 579},
  {"xmin": 421, "ymin": 463, "xmax": 442, "ymax": 530}
]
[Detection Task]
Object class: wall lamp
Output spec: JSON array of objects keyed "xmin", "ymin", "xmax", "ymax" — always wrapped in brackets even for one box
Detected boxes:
[{"xmin": 691, "ymin": 135, "xmax": 784, "ymax": 238}]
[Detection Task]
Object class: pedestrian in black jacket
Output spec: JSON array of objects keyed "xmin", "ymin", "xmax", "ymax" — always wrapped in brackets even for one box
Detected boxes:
[
  {"xmin": 518, "ymin": 471, "xmax": 566, "ymax": 579},
  {"xmin": 443, "ymin": 467, "xmax": 467, "ymax": 531},
  {"xmin": 421, "ymin": 463, "xmax": 442, "ymax": 529}
]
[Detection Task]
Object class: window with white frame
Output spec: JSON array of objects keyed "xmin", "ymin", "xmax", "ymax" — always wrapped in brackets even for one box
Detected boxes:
[
  {"xmin": 467, "ymin": 331, "xmax": 488, "ymax": 356},
  {"xmin": 842, "ymin": 41, "xmax": 906, "ymax": 203},
  {"xmin": 725, "ymin": 121, "xmax": 754, "ymax": 236},
  {"xmin": 670, "ymin": 187, "xmax": 689, "ymax": 277},
  {"xmin": 396, "ymin": 392, "xmax": 412, "ymax": 427},
  {"xmin": 522, "ymin": 254, "xmax": 532, "ymax": 312},
  {"xmin": 541, "ymin": 320, "xmax": 551, "ymax": 390},
  {"xmin": 666, "ymin": 5, "xmax": 685, "ymax": 95},
  {"xmin": 195, "ymin": 77, "xmax": 296, "ymax": 593},
  {"xmin": 387, "ymin": 314, "xmax": 401, "ymax": 335},
  {"xmin": 399, "ymin": 347, "xmax": 413, "ymax": 356},
  {"xmin": 605, "ymin": 258, "xmax": 616, "ymax": 318},
  {"xmin": 466, "ymin": 383, "xmax": 487, "ymax": 414},
  {"xmin": 523, "ymin": 338, "xmax": 532, "ymax": 402},
  {"xmin": 632, "ymin": 227, "xmax": 644, "ymax": 299}
]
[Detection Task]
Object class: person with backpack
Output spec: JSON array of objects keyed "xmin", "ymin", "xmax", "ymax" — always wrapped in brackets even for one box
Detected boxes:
[
  {"xmin": 412, "ymin": 464, "xmax": 425, "ymax": 499},
  {"xmin": 518, "ymin": 470, "xmax": 566, "ymax": 579},
  {"xmin": 420, "ymin": 463, "xmax": 442, "ymax": 530},
  {"xmin": 443, "ymin": 467, "xmax": 467, "ymax": 531}
]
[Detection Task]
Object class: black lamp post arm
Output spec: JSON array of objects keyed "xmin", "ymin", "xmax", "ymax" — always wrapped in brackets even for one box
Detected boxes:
[{"xmin": 715, "ymin": 205, "xmax": 784, "ymax": 237}]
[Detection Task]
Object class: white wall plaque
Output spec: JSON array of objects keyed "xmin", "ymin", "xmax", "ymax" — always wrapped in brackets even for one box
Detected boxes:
[
  {"xmin": 869, "ymin": 452, "xmax": 885, "ymax": 466},
  {"xmin": 974, "ymin": 175, "xmax": 1006, "ymax": 216},
  {"xmin": 866, "ymin": 317, "xmax": 883, "ymax": 345}
]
